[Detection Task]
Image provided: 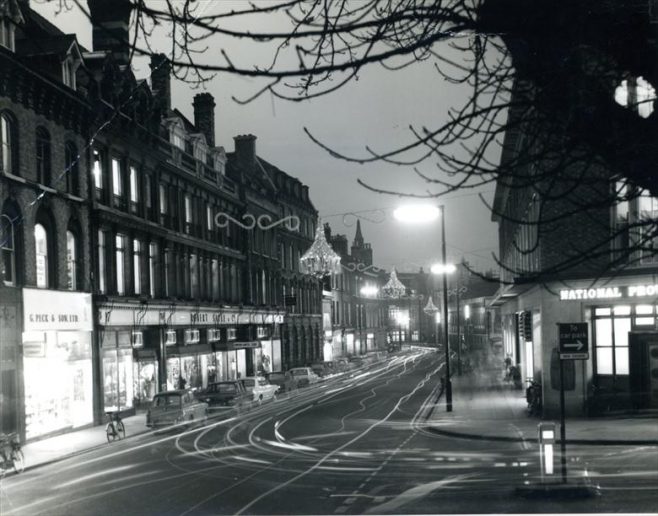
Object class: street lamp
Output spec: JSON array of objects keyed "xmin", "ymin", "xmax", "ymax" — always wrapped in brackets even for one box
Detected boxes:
[{"xmin": 394, "ymin": 204, "xmax": 452, "ymax": 412}]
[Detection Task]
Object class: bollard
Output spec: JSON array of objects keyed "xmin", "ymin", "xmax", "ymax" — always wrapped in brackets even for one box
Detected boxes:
[{"xmin": 538, "ymin": 422, "xmax": 556, "ymax": 481}]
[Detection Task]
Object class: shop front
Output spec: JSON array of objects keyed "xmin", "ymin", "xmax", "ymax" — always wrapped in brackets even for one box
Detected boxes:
[
  {"xmin": 496, "ymin": 275, "xmax": 658, "ymax": 417},
  {"xmin": 22, "ymin": 289, "xmax": 94, "ymax": 440}
]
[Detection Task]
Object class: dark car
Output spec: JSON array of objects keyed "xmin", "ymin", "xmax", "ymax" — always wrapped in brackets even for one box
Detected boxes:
[
  {"xmin": 265, "ymin": 371, "xmax": 296, "ymax": 393},
  {"xmin": 198, "ymin": 381, "xmax": 251, "ymax": 412},
  {"xmin": 146, "ymin": 390, "xmax": 208, "ymax": 429}
]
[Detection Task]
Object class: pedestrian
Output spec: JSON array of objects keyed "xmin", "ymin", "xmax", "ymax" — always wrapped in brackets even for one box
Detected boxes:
[{"xmin": 178, "ymin": 375, "xmax": 187, "ymax": 390}]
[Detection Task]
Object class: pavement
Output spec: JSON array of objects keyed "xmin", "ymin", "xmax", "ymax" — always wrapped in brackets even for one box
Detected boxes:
[
  {"xmin": 428, "ymin": 367, "xmax": 658, "ymax": 446},
  {"xmin": 16, "ymin": 357, "xmax": 658, "ymax": 475}
]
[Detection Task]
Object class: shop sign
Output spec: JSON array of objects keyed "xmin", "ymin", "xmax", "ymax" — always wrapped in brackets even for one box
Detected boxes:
[
  {"xmin": 231, "ymin": 341, "xmax": 261, "ymax": 349},
  {"xmin": 23, "ymin": 289, "xmax": 92, "ymax": 332},
  {"xmin": 560, "ymin": 283, "xmax": 658, "ymax": 301},
  {"xmin": 22, "ymin": 339, "xmax": 46, "ymax": 357},
  {"xmin": 99, "ymin": 305, "xmax": 284, "ymax": 327}
]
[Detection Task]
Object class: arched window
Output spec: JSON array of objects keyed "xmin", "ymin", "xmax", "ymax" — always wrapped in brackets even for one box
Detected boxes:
[
  {"xmin": 36, "ymin": 127, "xmax": 51, "ymax": 185},
  {"xmin": 66, "ymin": 229, "xmax": 79, "ymax": 290},
  {"xmin": 34, "ymin": 223, "xmax": 49, "ymax": 288},
  {"xmin": 1, "ymin": 112, "xmax": 17, "ymax": 175},
  {"xmin": 65, "ymin": 142, "xmax": 79, "ymax": 195},
  {"xmin": 1, "ymin": 201, "xmax": 21, "ymax": 286}
]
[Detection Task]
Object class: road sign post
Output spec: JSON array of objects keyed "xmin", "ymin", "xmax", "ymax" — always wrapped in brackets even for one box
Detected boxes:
[{"xmin": 556, "ymin": 323, "xmax": 590, "ymax": 484}]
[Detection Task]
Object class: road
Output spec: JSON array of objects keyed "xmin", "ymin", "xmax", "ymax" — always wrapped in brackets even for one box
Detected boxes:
[{"xmin": 1, "ymin": 349, "xmax": 656, "ymax": 515}]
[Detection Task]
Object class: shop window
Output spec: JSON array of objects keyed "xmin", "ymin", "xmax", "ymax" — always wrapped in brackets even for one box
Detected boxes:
[
  {"xmin": 133, "ymin": 239, "xmax": 142, "ymax": 295},
  {"xmin": 208, "ymin": 329, "xmax": 221, "ymax": 342},
  {"xmin": 66, "ymin": 230, "xmax": 79, "ymax": 290},
  {"xmin": 64, "ymin": 142, "xmax": 79, "ymax": 195},
  {"xmin": 257, "ymin": 326, "xmax": 267, "ymax": 338},
  {"xmin": 92, "ymin": 149, "xmax": 104, "ymax": 200},
  {"xmin": 102, "ymin": 341, "xmax": 134, "ymax": 412},
  {"xmin": 593, "ymin": 306, "xmax": 634, "ymax": 378},
  {"xmin": 227, "ymin": 328, "xmax": 237, "ymax": 341},
  {"xmin": 35, "ymin": 127, "xmax": 51, "ymax": 186},
  {"xmin": 1, "ymin": 111, "xmax": 17, "ymax": 175},
  {"xmin": 115, "ymin": 234, "xmax": 126, "ymax": 295}
]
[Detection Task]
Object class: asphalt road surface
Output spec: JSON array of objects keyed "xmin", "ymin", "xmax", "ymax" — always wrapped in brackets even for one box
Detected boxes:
[{"xmin": 1, "ymin": 350, "xmax": 656, "ymax": 515}]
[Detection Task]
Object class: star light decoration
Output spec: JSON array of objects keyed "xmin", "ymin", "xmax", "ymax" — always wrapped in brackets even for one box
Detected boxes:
[
  {"xmin": 383, "ymin": 269, "xmax": 407, "ymax": 299},
  {"xmin": 299, "ymin": 223, "xmax": 342, "ymax": 277}
]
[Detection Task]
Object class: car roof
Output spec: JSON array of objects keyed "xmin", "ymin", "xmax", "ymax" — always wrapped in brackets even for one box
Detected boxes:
[{"xmin": 154, "ymin": 390, "xmax": 185, "ymax": 396}]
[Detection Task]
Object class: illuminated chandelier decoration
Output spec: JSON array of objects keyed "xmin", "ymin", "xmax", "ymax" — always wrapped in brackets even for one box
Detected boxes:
[
  {"xmin": 383, "ymin": 269, "xmax": 406, "ymax": 299},
  {"xmin": 423, "ymin": 296, "xmax": 439, "ymax": 315},
  {"xmin": 299, "ymin": 223, "xmax": 341, "ymax": 277}
]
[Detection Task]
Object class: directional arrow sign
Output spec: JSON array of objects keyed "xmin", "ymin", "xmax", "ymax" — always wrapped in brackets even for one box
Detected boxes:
[{"xmin": 558, "ymin": 323, "xmax": 589, "ymax": 360}]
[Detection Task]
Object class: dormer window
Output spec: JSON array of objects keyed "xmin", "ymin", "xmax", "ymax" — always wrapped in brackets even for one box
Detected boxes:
[
  {"xmin": 0, "ymin": 18, "xmax": 15, "ymax": 52},
  {"xmin": 169, "ymin": 121, "xmax": 186, "ymax": 150},
  {"xmin": 62, "ymin": 58, "xmax": 76, "ymax": 89},
  {"xmin": 191, "ymin": 135, "xmax": 207, "ymax": 161}
]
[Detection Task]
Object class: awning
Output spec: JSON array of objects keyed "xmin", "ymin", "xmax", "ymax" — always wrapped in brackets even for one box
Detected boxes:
[{"xmin": 488, "ymin": 283, "xmax": 531, "ymax": 307}]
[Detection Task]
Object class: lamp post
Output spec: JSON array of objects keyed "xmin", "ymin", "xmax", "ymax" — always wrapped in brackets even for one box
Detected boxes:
[
  {"xmin": 393, "ymin": 204, "xmax": 453, "ymax": 412},
  {"xmin": 431, "ymin": 259, "xmax": 456, "ymax": 412}
]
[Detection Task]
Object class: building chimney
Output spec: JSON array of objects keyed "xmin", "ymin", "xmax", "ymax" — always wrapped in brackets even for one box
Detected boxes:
[
  {"xmin": 193, "ymin": 93, "xmax": 216, "ymax": 147},
  {"xmin": 234, "ymin": 134, "xmax": 257, "ymax": 168},
  {"xmin": 150, "ymin": 54, "xmax": 171, "ymax": 114},
  {"xmin": 87, "ymin": 0, "xmax": 132, "ymax": 65}
]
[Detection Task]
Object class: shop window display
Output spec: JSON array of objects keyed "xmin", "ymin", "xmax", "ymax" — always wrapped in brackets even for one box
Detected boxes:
[
  {"xmin": 102, "ymin": 332, "xmax": 134, "ymax": 412},
  {"xmin": 23, "ymin": 331, "xmax": 93, "ymax": 439},
  {"xmin": 133, "ymin": 361, "xmax": 158, "ymax": 406}
]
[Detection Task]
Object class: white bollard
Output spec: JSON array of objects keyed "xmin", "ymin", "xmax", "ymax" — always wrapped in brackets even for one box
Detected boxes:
[{"xmin": 538, "ymin": 422, "xmax": 556, "ymax": 482}]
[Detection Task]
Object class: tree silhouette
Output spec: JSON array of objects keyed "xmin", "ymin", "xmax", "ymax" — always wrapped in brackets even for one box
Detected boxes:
[{"xmin": 67, "ymin": 0, "xmax": 658, "ymax": 278}]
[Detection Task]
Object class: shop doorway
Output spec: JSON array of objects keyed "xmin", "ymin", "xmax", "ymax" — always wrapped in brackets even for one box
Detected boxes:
[{"xmin": 629, "ymin": 332, "xmax": 658, "ymax": 410}]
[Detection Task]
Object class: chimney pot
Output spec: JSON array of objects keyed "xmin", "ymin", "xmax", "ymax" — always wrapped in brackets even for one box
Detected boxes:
[
  {"xmin": 150, "ymin": 54, "xmax": 171, "ymax": 114},
  {"xmin": 193, "ymin": 93, "xmax": 216, "ymax": 147},
  {"xmin": 87, "ymin": 0, "xmax": 132, "ymax": 65},
  {"xmin": 234, "ymin": 134, "xmax": 257, "ymax": 168}
]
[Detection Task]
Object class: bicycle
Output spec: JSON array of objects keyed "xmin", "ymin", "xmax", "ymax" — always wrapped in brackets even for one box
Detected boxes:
[{"xmin": 105, "ymin": 412, "xmax": 126, "ymax": 443}]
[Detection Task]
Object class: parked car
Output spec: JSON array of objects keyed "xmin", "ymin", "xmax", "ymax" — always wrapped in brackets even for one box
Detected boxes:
[
  {"xmin": 335, "ymin": 358, "xmax": 355, "ymax": 372},
  {"xmin": 146, "ymin": 390, "xmax": 208, "ymax": 429},
  {"xmin": 241, "ymin": 376, "xmax": 279, "ymax": 404},
  {"xmin": 288, "ymin": 367, "xmax": 320, "ymax": 388},
  {"xmin": 266, "ymin": 371, "xmax": 296, "ymax": 393},
  {"xmin": 348, "ymin": 356, "xmax": 365, "ymax": 368},
  {"xmin": 310, "ymin": 362, "xmax": 330, "ymax": 377},
  {"xmin": 198, "ymin": 381, "xmax": 252, "ymax": 412}
]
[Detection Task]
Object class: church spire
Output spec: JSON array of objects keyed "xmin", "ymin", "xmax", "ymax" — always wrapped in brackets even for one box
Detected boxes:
[{"xmin": 353, "ymin": 219, "xmax": 364, "ymax": 247}]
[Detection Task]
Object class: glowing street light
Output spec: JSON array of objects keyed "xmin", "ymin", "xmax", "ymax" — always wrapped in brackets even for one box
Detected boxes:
[
  {"xmin": 393, "ymin": 204, "xmax": 453, "ymax": 412},
  {"xmin": 393, "ymin": 204, "xmax": 440, "ymax": 224},
  {"xmin": 431, "ymin": 263, "xmax": 456, "ymax": 275},
  {"xmin": 360, "ymin": 285, "xmax": 379, "ymax": 297}
]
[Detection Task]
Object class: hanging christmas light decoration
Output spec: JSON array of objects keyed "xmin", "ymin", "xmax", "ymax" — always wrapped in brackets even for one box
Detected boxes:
[
  {"xmin": 383, "ymin": 269, "xmax": 406, "ymax": 299},
  {"xmin": 299, "ymin": 223, "xmax": 342, "ymax": 277},
  {"xmin": 423, "ymin": 296, "xmax": 439, "ymax": 315}
]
